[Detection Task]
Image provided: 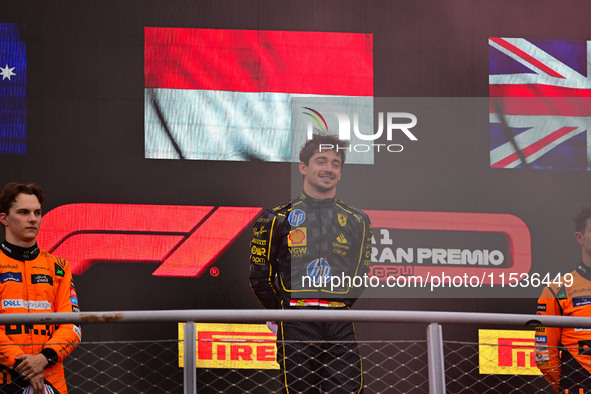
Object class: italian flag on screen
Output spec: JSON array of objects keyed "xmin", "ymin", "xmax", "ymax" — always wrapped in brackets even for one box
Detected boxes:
[{"xmin": 144, "ymin": 27, "xmax": 373, "ymax": 162}]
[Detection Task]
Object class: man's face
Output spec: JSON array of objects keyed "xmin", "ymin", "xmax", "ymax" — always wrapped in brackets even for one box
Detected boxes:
[
  {"xmin": 299, "ymin": 149, "xmax": 343, "ymax": 197},
  {"xmin": 576, "ymin": 218, "xmax": 591, "ymax": 258},
  {"xmin": 0, "ymin": 193, "xmax": 42, "ymax": 247}
]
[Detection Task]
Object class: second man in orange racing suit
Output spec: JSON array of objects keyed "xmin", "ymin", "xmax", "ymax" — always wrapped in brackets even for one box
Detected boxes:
[{"xmin": 536, "ymin": 203, "xmax": 591, "ymax": 393}]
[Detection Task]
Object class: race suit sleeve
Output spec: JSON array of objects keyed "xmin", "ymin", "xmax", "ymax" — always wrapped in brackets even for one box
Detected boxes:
[
  {"xmin": 43, "ymin": 257, "xmax": 81, "ymax": 363},
  {"xmin": 535, "ymin": 286, "xmax": 562, "ymax": 393},
  {"xmin": 249, "ymin": 211, "xmax": 282, "ymax": 309},
  {"xmin": 348, "ymin": 214, "xmax": 373, "ymax": 307},
  {"xmin": 0, "ymin": 328, "xmax": 25, "ymax": 368}
]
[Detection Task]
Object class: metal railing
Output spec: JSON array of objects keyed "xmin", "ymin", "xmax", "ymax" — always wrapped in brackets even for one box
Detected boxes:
[{"xmin": 1, "ymin": 309, "xmax": 588, "ymax": 393}]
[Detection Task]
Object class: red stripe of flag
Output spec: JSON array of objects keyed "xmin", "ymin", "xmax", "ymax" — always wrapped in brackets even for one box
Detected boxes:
[
  {"xmin": 145, "ymin": 28, "xmax": 373, "ymax": 96},
  {"xmin": 490, "ymin": 84, "xmax": 591, "ymax": 98},
  {"xmin": 489, "ymin": 95, "xmax": 591, "ymax": 117},
  {"xmin": 491, "ymin": 126, "xmax": 578, "ymax": 168},
  {"xmin": 489, "ymin": 37, "xmax": 565, "ymax": 79}
]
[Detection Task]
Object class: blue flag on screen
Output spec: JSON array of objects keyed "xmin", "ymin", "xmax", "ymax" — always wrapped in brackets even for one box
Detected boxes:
[
  {"xmin": 0, "ymin": 23, "xmax": 26, "ymax": 155},
  {"xmin": 489, "ymin": 38, "xmax": 591, "ymax": 171}
]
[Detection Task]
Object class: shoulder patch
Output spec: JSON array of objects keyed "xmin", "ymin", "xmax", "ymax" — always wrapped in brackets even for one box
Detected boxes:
[
  {"xmin": 556, "ymin": 285, "xmax": 567, "ymax": 300},
  {"xmin": 54, "ymin": 263, "xmax": 65, "ymax": 277}
]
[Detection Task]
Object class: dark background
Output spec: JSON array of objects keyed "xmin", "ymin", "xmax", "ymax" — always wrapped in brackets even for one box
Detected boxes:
[{"xmin": 1, "ymin": 1, "xmax": 590, "ymax": 391}]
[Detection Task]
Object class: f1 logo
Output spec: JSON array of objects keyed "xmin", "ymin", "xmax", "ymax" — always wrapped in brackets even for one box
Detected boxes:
[{"xmin": 37, "ymin": 204, "xmax": 262, "ymax": 277}]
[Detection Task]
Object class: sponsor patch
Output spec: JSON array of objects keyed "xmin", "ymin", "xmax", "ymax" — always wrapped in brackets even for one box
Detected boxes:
[
  {"xmin": 306, "ymin": 258, "xmax": 331, "ymax": 282},
  {"xmin": 70, "ymin": 297, "xmax": 79, "ymax": 306},
  {"xmin": 2, "ymin": 299, "xmax": 51, "ymax": 310},
  {"xmin": 0, "ymin": 272, "xmax": 22, "ymax": 283},
  {"xmin": 54, "ymin": 263, "xmax": 65, "ymax": 277},
  {"xmin": 288, "ymin": 228, "xmax": 307, "ymax": 247},
  {"xmin": 2, "ymin": 299, "xmax": 25, "ymax": 308},
  {"xmin": 27, "ymin": 300, "xmax": 52, "ymax": 310},
  {"xmin": 534, "ymin": 335, "xmax": 547, "ymax": 344},
  {"xmin": 534, "ymin": 345, "xmax": 549, "ymax": 362},
  {"xmin": 573, "ymin": 296, "xmax": 591, "ymax": 308},
  {"xmin": 31, "ymin": 274, "xmax": 53, "ymax": 286},
  {"xmin": 288, "ymin": 209, "xmax": 306, "ymax": 226},
  {"xmin": 537, "ymin": 303, "xmax": 546, "ymax": 312}
]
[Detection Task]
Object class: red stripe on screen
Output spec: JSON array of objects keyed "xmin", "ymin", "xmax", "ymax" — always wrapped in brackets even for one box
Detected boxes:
[
  {"xmin": 491, "ymin": 126, "xmax": 577, "ymax": 168},
  {"xmin": 489, "ymin": 95, "xmax": 591, "ymax": 117},
  {"xmin": 489, "ymin": 37, "xmax": 564, "ymax": 79},
  {"xmin": 145, "ymin": 27, "xmax": 373, "ymax": 96},
  {"xmin": 490, "ymin": 84, "xmax": 591, "ymax": 98}
]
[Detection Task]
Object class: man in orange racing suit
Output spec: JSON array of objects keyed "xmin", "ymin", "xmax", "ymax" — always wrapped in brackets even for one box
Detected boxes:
[
  {"xmin": 0, "ymin": 182, "xmax": 81, "ymax": 394},
  {"xmin": 249, "ymin": 134, "xmax": 373, "ymax": 393},
  {"xmin": 536, "ymin": 203, "xmax": 591, "ymax": 393}
]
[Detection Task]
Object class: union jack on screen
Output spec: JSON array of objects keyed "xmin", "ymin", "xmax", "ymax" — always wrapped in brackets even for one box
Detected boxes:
[{"xmin": 489, "ymin": 37, "xmax": 591, "ymax": 170}]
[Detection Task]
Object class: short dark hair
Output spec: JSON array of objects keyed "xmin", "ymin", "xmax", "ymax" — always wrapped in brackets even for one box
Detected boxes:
[
  {"xmin": 299, "ymin": 133, "xmax": 350, "ymax": 166},
  {"xmin": 574, "ymin": 203, "xmax": 591, "ymax": 233},
  {"xmin": 0, "ymin": 182, "xmax": 45, "ymax": 216}
]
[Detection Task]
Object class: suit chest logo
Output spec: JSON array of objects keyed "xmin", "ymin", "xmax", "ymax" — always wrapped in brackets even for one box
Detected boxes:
[
  {"xmin": 0, "ymin": 272, "xmax": 22, "ymax": 283},
  {"xmin": 288, "ymin": 210, "xmax": 306, "ymax": 226},
  {"xmin": 31, "ymin": 274, "xmax": 54, "ymax": 286}
]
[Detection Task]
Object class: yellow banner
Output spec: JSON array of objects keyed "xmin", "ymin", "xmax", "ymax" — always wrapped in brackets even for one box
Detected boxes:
[
  {"xmin": 179, "ymin": 322, "xmax": 279, "ymax": 370},
  {"xmin": 478, "ymin": 329, "xmax": 541, "ymax": 375}
]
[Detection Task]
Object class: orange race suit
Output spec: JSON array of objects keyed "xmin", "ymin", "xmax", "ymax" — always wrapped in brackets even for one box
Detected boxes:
[
  {"xmin": 0, "ymin": 240, "xmax": 81, "ymax": 394},
  {"xmin": 536, "ymin": 263, "xmax": 591, "ymax": 393}
]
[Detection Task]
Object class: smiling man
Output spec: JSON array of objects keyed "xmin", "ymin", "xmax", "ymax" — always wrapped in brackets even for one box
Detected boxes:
[
  {"xmin": 0, "ymin": 183, "xmax": 81, "ymax": 394},
  {"xmin": 249, "ymin": 134, "xmax": 373, "ymax": 393}
]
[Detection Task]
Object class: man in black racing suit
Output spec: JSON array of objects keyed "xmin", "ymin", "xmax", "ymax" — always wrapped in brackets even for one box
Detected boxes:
[{"xmin": 249, "ymin": 133, "xmax": 373, "ymax": 393}]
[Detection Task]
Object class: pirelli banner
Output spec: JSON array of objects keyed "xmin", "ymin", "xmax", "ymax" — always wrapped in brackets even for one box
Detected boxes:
[
  {"xmin": 478, "ymin": 329, "xmax": 540, "ymax": 375},
  {"xmin": 178, "ymin": 323, "xmax": 279, "ymax": 370}
]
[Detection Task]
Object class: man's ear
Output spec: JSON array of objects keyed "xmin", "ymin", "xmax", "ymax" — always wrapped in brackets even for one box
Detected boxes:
[
  {"xmin": 576, "ymin": 231, "xmax": 584, "ymax": 245},
  {"xmin": 299, "ymin": 161, "xmax": 307, "ymax": 176},
  {"xmin": 0, "ymin": 213, "xmax": 7, "ymax": 226}
]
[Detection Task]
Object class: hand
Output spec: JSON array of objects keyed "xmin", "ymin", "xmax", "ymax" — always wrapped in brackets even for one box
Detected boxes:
[
  {"xmin": 15, "ymin": 354, "xmax": 48, "ymax": 379},
  {"xmin": 26, "ymin": 374, "xmax": 46, "ymax": 394}
]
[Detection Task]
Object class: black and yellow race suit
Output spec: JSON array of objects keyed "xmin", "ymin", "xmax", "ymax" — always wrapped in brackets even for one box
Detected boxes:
[
  {"xmin": 536, "ymin": 264, "xmax": 591, "ymax": 393},
  {"xmin": 249, "ymin": 192, "xmax": 372, "ymax": 393}
]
